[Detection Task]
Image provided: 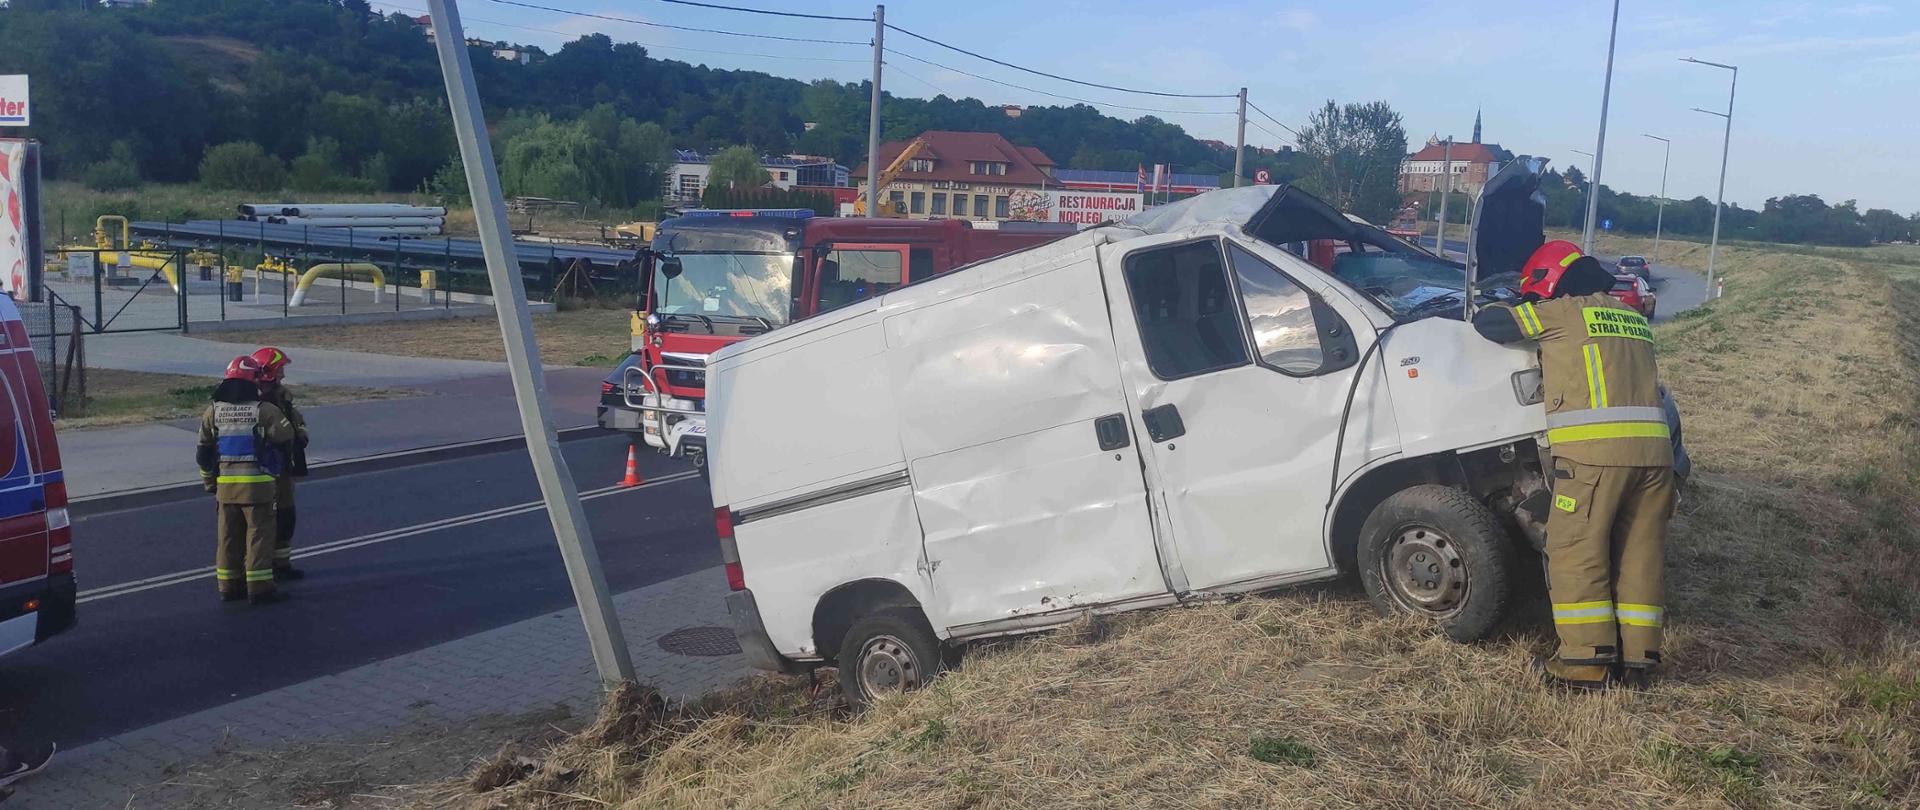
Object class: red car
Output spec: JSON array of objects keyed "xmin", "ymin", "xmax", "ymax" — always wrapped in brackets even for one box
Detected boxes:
[{"xmin": 1609, "ymin": 273, "xmax": 1657, "ymax": 319}]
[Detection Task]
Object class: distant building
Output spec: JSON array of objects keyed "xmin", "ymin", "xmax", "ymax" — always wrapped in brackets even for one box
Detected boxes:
[
  {"xmin": 1053, "ymin": 168, "xmax": 1218, "ymax": 196},
  {"xmin": 1399, "ymin": 111, "xmax": 1510, "ymax": 198},
  {"xmin": 412, "ymin": 15, "xmax": 436, "ymax": 42},
  {"xmin": 1001, "ymin": 105, "xmax": 1024, "ymax": 118},
  {"xmin": 853, "ymin": 130, "xmax": 1059, "ymax": 222},
  {"xmin": 663, "ymin": 150, "xmax": 849, "ymax": 205},
  {"xmin": 100, "ymin": 0, "xmax": 152, "ymax": 7}
]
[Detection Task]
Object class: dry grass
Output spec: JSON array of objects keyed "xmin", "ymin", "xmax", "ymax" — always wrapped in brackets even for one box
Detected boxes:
[
  {"xmin": 434, "ymin": 239, "xmax": 1920, "ymax": 809},
  {"xmin": 58, "ymin": 369, "xmax": 407, "ymax": 431},
  {"xmin": 204, "ymin": 308, "xmax": 633, "ymax": 368}
]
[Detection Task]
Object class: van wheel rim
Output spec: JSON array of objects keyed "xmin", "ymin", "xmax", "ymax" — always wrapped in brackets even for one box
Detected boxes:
[
  {"xmin": 1381, "ymin": 524, "xmax": 1468, "ymax": 617},
  {"xmin": 857, "ymin": 634, "xmax": 921, "ymax": 696}
]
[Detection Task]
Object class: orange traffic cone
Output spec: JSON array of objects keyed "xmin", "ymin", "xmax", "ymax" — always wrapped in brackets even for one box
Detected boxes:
[{"xmin": 619, "ymin": 444, "xmax": 645, "ymax": 487}]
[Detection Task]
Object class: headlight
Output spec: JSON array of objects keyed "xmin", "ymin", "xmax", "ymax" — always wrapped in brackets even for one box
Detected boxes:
[{"xmin": 1512, "ymin": 368, "xmax": 1544, "ymax": 405}]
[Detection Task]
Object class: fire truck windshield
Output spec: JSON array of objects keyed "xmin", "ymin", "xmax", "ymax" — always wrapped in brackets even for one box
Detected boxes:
[{"xmin": 654, "ymin": 252, "xmax": 792, "ymax": 325}]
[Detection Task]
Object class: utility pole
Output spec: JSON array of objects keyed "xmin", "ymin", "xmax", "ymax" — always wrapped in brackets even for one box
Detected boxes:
[
  {"xmin": 1581, "ymin": 0, "xmax": 1621, "ymax": 254},
  {"xmin": 1684, "ymin": 57, "xmax": 1738, "ymax": 299},
  {"xmin": 1233, "ymin": 88, "xmax": 1247, "ymax": 188},
  {"xmin": 1643, "ymin": 134, "xmax": 1671, "ymax": 265},
  {"xmin": 866, "ymin": 5, "xmax": 885, "ymax": 215},
  {"xmin": 1434, "ymin": 138, "xmax": 1453, "ymax": 258},
  {"xmin": 425, "ymin": 0, "xmax": 634, "ymax": 685}
]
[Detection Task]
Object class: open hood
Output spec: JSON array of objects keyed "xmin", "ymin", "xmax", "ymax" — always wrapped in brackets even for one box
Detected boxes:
[{"xmin": 1468, "ymin": 156, "xmax": 1547, "ymax": 288}]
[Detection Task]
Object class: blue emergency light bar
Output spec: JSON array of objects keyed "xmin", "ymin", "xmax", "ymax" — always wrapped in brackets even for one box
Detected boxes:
[{"xmin": 679, "ymin": 209, "xmax": 815, "ymax": 220}]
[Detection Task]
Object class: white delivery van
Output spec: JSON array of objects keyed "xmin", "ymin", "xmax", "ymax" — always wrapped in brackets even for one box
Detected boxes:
[{"xmin": 709, "ymin": 160, "xmax": 1566, "ymax": 705}]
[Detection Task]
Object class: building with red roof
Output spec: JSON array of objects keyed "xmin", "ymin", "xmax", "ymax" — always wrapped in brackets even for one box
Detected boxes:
[{"xmin": 853, "ymin": 131, "xmax": 1061, "ymax": 221}]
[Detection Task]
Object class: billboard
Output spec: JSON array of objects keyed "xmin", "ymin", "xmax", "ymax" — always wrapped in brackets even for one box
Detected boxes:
[
  {"xmin": 0, "ymin": 139, "xmax": 42, "ymax": 301},
  {"xmin": 1005, "ymin": 189, "xmax": 1144, "ymax": 228}
]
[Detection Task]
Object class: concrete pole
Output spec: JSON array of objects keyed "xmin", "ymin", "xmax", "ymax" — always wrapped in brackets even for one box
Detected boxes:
[
  {"xmin": 866, "ymin": 5, "xmax": 885, "ymax": 215},
  {"xmin": 1581, "ymin": 0, "xmax": 1620, "ymax": 254},
  {"xmin": 425, "ymin": 0, "xmax": 634, "ymax": 685},
  {"xmin": 1706, "ymin": 68, "xmax": 1736, "ymax": 298},
  {"xmin": 1643, "ymin": 134, "xmax": 1670, "ymax": 264},
  {"xmin": 1233, "ymin": 88, "xmax": 1247, "ymax": 188},
  {"xmin": 1434, "ymin": 138, "xmax": 1453, "ymax": 257}
]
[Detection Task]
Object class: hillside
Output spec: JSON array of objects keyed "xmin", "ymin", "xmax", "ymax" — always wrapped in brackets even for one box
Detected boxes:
[{"xmin": 0, "ymin": 0, "xmax": 1298, "ymax": 193}]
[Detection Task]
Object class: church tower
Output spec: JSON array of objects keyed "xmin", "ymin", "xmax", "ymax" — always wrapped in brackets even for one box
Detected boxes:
[{"xmin": 1472, "ymin": 108, "xmax": 1482, "ymax": 144}]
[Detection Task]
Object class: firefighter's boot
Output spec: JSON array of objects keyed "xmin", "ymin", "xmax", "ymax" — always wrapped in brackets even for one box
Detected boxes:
[{"xmin": 1530, "ymin": 655, "xmax": 1612, "ymax": 691}]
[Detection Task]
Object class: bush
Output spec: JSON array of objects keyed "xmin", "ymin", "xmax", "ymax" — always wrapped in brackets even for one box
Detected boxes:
[
  {"xmin": 288, "ymin": 137, "xmax": 375, "ymax": 193},
  {"xmin": 79, "ymin": 141, "xmax": 141, "ymax": 191},
  {"xmin": 198, "ymin": 142, "xmax": 287, "ymax": 192}
]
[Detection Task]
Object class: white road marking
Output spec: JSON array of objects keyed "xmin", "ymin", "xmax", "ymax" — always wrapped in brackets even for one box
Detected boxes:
[{"xmin": 77, "ymin": 472, "xmax": 702, "ymax": 604}]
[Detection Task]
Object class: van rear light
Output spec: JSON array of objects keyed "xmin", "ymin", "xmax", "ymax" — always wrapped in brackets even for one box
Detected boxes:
[
  {"xmin": 601, "ymin": 380, "xmax": 617, "ymax": 394},
  {"xmin": 715, "ymin": 506, "xmax": 744, "ymax": 591},
  {"xmin": 45, "ymin": 481, "xmax": 72, "ymax": 574}
]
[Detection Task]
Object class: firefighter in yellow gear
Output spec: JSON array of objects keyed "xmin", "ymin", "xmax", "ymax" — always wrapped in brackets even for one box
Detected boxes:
[
  {"xmin": 1473, "ymin": 240, "xmax": 1676, "ymax": 689},
  {"xmin": 250, "ymin": 347, "xmax": 307, "ymax": 580},
  {"xmin": 196, "ymin": 356, "xmax": 298, "ymax": 605}
]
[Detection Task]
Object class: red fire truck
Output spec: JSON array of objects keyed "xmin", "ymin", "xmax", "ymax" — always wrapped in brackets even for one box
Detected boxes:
[{"xmin": 599, "ymin": 210, "xmax": 1075, "ymax": 468}]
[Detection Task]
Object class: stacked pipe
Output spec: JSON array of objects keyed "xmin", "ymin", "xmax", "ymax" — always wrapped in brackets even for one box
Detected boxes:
[{"xmin": 236, "ymin": 203, "xmax": 448, "ymax": 237}]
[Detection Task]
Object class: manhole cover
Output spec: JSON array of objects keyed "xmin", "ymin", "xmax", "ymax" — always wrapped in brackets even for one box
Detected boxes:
[{"xmin": 657, "ymin": 626, "xmax": 741, "ymax": 657}]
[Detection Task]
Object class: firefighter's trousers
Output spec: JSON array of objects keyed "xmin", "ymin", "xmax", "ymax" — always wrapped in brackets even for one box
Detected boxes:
[
  {"xmin": 216, "ymin": 503, "xmax": 278, "ymax": 597},
  {"xmin": 273, "ymin": 478, "xmax": 297, "ymax": 571},
  {"xmin": 1544, "ymin": 458, "xmax": 1675, "ymax": 668}
]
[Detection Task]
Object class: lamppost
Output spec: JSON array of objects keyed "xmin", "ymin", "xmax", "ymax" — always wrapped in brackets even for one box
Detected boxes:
[
  {"xmin": 1581, "ymin": 0, "xmax": 1622, "ymax": 254},
  {"xmin": 1683, "ymin": 57, "xmax": 1737, "ymax": 298},
  {"xmin": 1572, "ymin": 148, "xmax": 1595, "ymax": 232},
  {"xmin": 1642, "ymin": 134, "xmax": 1671, "ymax": 266}
]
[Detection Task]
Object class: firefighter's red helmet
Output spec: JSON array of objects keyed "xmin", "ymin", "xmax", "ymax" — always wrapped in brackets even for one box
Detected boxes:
[
  {"xmin": 224, "ymin": 355, "xmax": 265, "ymax": 382},
  {"xmin": 249, "ymin": 347, "xmax": 290, "ymax": 382},
  {"xmin": 1516, "ymin": 240, "xmax": 1588, "ymax": 300}
]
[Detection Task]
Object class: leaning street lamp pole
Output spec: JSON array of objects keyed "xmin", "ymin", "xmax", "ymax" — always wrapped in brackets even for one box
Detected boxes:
[
  {"xmin": 1683, "ymin": 56, "xmax": 1738, "ymax": 299},
  {"xmin": 426, "ymin": 0, "xmax": 634, "ymax": 685},
  {"xmin": 1581, "ymin": 0, "xmax": 1621, "ymax": 254},
  {"xmin": 1642, "ymin": 134, "xmax": 1671, "ymax": 265}
]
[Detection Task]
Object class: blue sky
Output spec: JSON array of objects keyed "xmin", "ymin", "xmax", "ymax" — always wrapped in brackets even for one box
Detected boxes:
[{"xmin": 388, "ymin": 0, "xmax": 1919, "ymax": 212}]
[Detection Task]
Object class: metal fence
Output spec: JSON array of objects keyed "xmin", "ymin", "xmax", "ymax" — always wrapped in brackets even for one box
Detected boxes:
[{"xmin": 21, "ymin": 293, "xmax": 86, "ymax": 418}]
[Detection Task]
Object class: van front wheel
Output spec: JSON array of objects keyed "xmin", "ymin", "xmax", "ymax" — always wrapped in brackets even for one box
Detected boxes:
[
  {"xmin": 1357, "ymin": 485, "xmax": 1513, "ymax": 642},
  {"xmin": 839, "ymin": 607, "xmax": 945, "ymax": 708}
]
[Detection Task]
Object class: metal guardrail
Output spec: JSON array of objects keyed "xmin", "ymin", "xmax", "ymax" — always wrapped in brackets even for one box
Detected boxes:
[{"xmin": 620, "ymin": 364, "xmax": 705, "ymax": 417}]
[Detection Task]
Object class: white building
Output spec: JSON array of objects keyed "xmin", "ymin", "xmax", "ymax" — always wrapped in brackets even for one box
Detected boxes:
[{"xmin": 663, "ymin": 150, "xmax": 849, "ymax": 205}]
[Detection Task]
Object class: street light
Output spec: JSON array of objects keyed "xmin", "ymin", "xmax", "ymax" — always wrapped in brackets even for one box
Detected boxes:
[
  {"xmin": 1572, "ymin": 148, "xmax": 1595, "ymax": 233},
  {"xmin": 1642, "ymin": 134, "xmax": 1671, "ymax": 265},
  {"xmin": 1581, "ymin": 0, "xmax": 1622, "ymax": 254},
  {"xmin": 1683, "ymin": 56, "xmax": 1737, "ymax": 298}
]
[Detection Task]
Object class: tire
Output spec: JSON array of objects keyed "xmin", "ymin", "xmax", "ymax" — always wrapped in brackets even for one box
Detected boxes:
[
  {"xmin": 838, "ymin": 607, "xmax": 945, "ymax": 708},
  {"xmin": 1356, "ymin": 484, "xmax": 1514, "ymax": 642}
]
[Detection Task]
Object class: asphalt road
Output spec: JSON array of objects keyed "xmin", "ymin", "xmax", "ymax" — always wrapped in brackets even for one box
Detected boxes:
[
  {"xmin": 1418, "ymin": 236, "xmax": 1709, "ymax": 321},
  {"xmin": 0, "ymin": 433, "xmax": 712, "ymax": 750}
]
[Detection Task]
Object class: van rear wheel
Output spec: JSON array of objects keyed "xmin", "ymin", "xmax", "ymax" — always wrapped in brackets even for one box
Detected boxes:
[
  {"xmin": 838, "ymin": 607, "xmax": 945, "ymax": 709},
  {"xmin": 1357, "ymin": 485, "xmax": 1513, "ymax": 642}
]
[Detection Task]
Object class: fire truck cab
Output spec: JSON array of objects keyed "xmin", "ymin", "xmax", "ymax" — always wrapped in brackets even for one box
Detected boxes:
[{"xmin": 605, "ymin": 210, "xmax": 1075, "ymax": 468}]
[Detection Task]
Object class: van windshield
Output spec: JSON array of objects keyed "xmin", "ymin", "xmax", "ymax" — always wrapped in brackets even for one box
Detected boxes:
[{"xmin": 654, "ymin": 252, "xmax": 793, "ymax": 325}]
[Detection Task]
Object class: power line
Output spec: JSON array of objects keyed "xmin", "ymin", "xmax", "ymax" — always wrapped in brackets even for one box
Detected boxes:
[
  {"xmin": 626, "ymin": 0, "xmax": 869, "ymax": 22},
  {"xmin": 1246, "ymin": 119, "xmax": 1295, "ymax": 147},
  {"xmin": 1245, "ymin": 99, "xmax": 1301, "ymax": 138},
  {"xmin": 885, "ymin": 49, "xmax": 1235, "ymax": 116},
  {"xmin": 883, "ymin": 22, "xmax": 1236, "ymax": 99},
  {"xmin": 489, "ymin": 0, "xmax": 868, "ymax": 46},
  {"xmin": 380, "ymin": 1, "xmax": 868, "ymax": 62}
]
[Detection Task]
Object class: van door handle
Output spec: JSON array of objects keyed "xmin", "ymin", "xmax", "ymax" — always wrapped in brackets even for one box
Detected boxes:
[
  {"xmin": 1094, "ymin": 414, "xmax": 1129, "ymax": 451},
  {"xmin": 1141, "ymin": 404, "xmax": 1185, "ymax": 442}
]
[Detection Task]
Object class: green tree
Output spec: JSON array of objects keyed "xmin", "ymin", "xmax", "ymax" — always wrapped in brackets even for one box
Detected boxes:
[
  {"xmin": 1863, "ymin": 208, "xmax": 1912, "ymax": 243},
  {"xmin": 706, "ymin": 145, "xmax": 771, "ymax": 191},
  {"xmin": 198, "ymin": 141, "xmax": 287, "ymax": 191},
  {"xmin": 82, "ymin": 142, "xmax": 142, "ymax": 191},
  {"xmin": 1293, "ymin": 100, "xmax": 1407, "ymax": 225}
]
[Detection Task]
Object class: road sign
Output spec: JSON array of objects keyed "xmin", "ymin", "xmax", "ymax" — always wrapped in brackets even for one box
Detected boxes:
[
  {"xmin": 1254, "ymin": 169, "xmax": 1271, "ymax": 185},
  {"xmin": 0, "ymin": 76, "xmax": 27, "ymax": 127},
  {"xmin": 1602, "ymin": 218, "xmax": 1613, "ymax": 231}
]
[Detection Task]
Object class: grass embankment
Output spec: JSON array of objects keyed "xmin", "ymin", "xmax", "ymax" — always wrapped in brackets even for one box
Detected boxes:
[
  {"xmin": 438, "ymin": 240, "xmax": 1920, "ymax": 809},
  {"xmin": 204, "ymin": 307, "xmax": 632, "ymax": 369},
  {"xmin": 59, "ymin": 369, "xmax": 406, "ymax": 430}
]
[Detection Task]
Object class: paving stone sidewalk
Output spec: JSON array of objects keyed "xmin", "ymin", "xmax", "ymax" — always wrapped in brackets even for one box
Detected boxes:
[{"xmin": 11, "ymin": 568, "xmax": 752, "ymax": 809}]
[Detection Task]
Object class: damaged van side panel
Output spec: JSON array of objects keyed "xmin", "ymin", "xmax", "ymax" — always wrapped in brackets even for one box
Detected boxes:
[{"xmin": 883, "ymin": 241, "xmax": 1169, "ymax": 632}]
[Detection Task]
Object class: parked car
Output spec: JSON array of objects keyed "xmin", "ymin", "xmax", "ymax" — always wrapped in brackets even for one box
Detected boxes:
[
  {"xmin": 1616, "ymin": 255, "xmax": 1651, "ymax": 282},
  {"xmin": 1610, "ymin": 273, "xmax": 1657, "ymax": 319},
  {"xmin": 0, "ymin": 294, "xmax": 77, "ymax": 660},
  {"xmin": 706, "ymin": 160, "xmax": 1597, "ymax": 705},
  {"xmin": 596, "ymin": 351, "xmax": 646, "ymax": 434}
]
